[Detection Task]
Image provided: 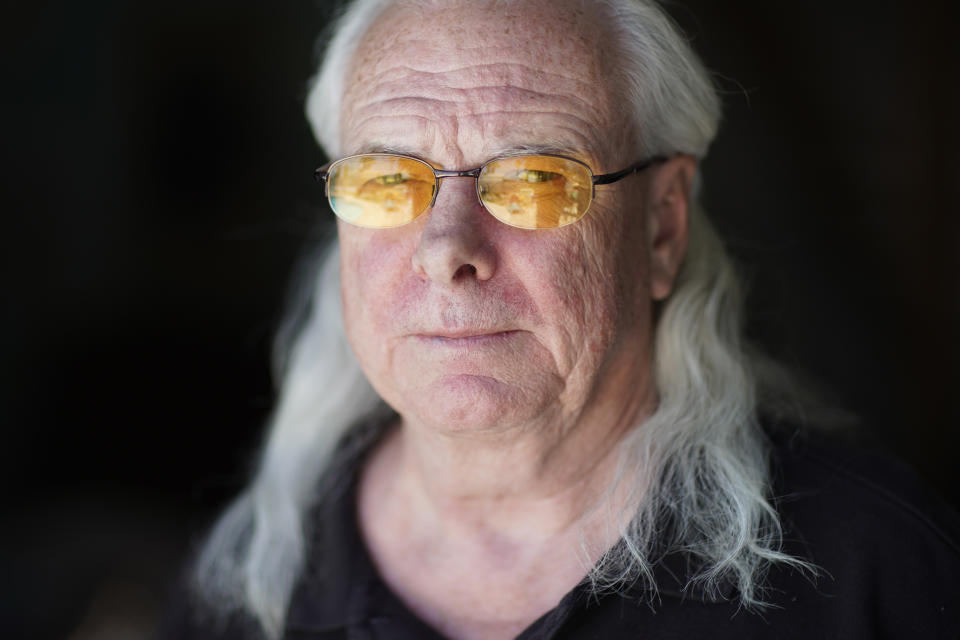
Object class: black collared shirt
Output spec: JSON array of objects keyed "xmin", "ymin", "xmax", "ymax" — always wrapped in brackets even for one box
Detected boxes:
[{"xmin": 162, "ymin": 428, "xmax": 960, "ymax": 639}]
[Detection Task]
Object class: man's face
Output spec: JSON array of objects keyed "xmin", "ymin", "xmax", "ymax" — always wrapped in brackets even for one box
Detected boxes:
[{"xmin": 337, "ymin": 0, "xmax": 672, "ymax": 435}]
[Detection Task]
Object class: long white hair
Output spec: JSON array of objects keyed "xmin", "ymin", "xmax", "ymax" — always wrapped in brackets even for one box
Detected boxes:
[{"xmin": 193, "ymin": 1, "xmax": 814, "ymax": 637}]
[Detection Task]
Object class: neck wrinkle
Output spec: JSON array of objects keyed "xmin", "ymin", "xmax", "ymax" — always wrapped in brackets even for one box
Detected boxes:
[{"xmin": 389, "ymin": 377, "xmax": 656, "ymax": 544}]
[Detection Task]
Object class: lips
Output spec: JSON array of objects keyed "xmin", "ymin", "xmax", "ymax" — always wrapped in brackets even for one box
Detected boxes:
[{"xmin": 414, "ymin": 329, "xmax": 520, "ymax": 346}]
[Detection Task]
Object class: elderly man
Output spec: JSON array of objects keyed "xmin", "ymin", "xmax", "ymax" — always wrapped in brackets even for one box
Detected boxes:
[{"xmin": 163, "ymin": 0, "xmax": 960, "ymax": 638}]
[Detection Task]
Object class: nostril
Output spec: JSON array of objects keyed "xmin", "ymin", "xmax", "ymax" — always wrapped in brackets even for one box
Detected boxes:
[{"xmin": 454, "ymin": 264, "xmax": 478, "ymax": 279}]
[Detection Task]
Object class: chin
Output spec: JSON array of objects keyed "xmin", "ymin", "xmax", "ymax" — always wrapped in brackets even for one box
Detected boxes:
[{"xmin": 403, "ymin": 374, "xmax": 545, "ymax": 434}]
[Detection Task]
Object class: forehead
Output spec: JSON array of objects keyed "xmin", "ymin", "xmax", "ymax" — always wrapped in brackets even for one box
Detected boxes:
[{"xmin": 340, "ymin": 0, "xmax": 631, "ymax": 165}]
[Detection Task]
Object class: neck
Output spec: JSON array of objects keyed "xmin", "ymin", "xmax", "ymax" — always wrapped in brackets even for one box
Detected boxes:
[
  {"xmin": 356, "ymin": 354, "xmax": 657, "ymax": 640},
  {"xmin": 364, "ymin": 360, "xmax": 656, "ymax": 544}
]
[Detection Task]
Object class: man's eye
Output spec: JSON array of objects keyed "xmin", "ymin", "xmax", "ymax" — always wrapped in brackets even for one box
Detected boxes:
[
  {"xmin": 375, "ymin": 173, "xmax": 409, "ymax": 185},
  {"xmin": 514, "ymin": 170, "xmax": 560, "ymax": 183}
]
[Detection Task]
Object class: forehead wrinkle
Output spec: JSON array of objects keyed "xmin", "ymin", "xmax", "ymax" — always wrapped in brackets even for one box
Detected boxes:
[
  {"xmin": 352, "ymin": 86, "xmax": 592, "ymax": 118},
  {"xmin": 342, "ymin": 114, "xmax": 444, "ymax": 157},
  {"xmin": 348, "ymin": 110, "xmax": 605, "ymax": 167},
  {"xmin": 344, "ymin": 82, "xmax": 585, "ymax": 158},
  {"xmin": 349, "ymin": 94, "xmax": 597, "ymax": 131},
  {"xmin": 463, "ymin": 116, "xmax": 606, "ymax": 162},
  {"xmin": 345, "ymin": 78, "xmax": 609, "ymax": 161},
  {"xmin": 343, "ymin": 2, "xmax": 628, "ymax": 167},
  {"xmin": 352, "ymin": 62, "xmax": 602, "ymax": 115},
  {"xmin": 349, "ymin": 0, "xmax": 618, "ymax": 95},
  {"xmin": 381, "ymin": 60, "xmax": 602, "ymax": 97}
]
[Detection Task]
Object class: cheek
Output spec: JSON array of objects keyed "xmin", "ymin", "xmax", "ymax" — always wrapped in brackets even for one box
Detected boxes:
[
  {"xmin": 338, "ymin": 225, "xmax": 423, "ymax": 383},
  {"xmin": 339, "ymin": 225, "xmax": 418, "ymax": 331},
  {"xmin": 591, "ymin": 197, "xmax": 653, "ymax": 326},
  {"xmin": 532, "ymin": 206, "xmax": 651, "ymax": 368},
  {"xmin": 507, "ymin": 230, "xmax": 620, "ymax": 375}
]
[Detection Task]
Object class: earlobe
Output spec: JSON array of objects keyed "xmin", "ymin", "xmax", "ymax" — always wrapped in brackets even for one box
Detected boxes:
[{"xmin": 647, "ymin": 155, "xmax": 696, "ymax": 300}]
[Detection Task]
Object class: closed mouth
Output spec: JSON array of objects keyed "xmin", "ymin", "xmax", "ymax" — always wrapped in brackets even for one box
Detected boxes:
[{"xmin": 416, "ymin": 330, "xmax": 519, "ymax": 345}]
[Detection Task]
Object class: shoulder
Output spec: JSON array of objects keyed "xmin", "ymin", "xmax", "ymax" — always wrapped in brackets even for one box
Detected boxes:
[
  {"xmin": 560, "ymin": 427, "xmax": 960, "ymax": 640},
  {"xmin": 766, "ymin": 426, "xmax": 960, "ymax": 636},
  {"xmin": 769, "ymin": 426, "xmax": 960, "ymax": 556}
]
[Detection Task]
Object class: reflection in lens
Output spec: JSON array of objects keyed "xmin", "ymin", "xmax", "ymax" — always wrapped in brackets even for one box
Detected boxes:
[
  {"xmin": 327, "ymin": 155, "xmax": 435, "ymax": 228},
  {"xmin": 478, "ymin": 156, "xmax": 592, "ymax": 229}
]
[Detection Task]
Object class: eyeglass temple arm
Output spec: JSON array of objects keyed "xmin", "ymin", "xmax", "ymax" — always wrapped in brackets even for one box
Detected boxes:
[
  {"xmin": 592, "ymin": 156, "xmax": 668, "ymax": 185},
  {"xmin": 314, "ymin": 163, "xmax": 332, "ymax": 183}
]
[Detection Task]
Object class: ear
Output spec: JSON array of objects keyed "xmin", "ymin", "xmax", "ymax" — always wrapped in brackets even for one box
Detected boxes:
[{"xmin": 646, "ymin": 155, "xmax": 696, "ymax": 300}]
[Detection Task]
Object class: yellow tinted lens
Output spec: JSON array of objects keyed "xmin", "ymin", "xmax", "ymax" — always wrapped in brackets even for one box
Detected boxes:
[
  {"xmin": 477, "ymin": 156, "xmax": 593, "ymax": 229},
  {"xmin": 327, "ymin": 155, "xmax": 436, "ymax": 228}
]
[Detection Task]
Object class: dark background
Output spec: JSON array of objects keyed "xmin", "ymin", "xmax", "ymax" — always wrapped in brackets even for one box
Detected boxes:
[{"xmin": 2, "ymin": 1, "xmax": 957, "ymax": 638}]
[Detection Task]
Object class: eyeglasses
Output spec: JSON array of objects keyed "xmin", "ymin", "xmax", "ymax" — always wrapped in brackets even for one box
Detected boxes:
[{"xmin": 314, "ymin": 153, "xmax": 666, "ymax": 230}]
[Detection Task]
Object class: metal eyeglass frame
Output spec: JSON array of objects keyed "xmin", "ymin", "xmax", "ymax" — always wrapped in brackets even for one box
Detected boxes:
[{"xmin": 313, "ymin": 152, "xmax": 668, "ymax": 223}]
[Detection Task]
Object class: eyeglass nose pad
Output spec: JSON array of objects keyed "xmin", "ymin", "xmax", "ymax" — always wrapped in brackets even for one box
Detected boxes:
[
  {"xmin": 429, "ymin": 169, "xmax": 483, "ymax": 210},
  {"xmin": 428, "ymin": 175, "xmax": 445, "ymax": 209},
  {"xmin": 475, "ymin": 177, "xmax": 495, "ymax": 220},
  {"xmin": 427, "ymin": 179, "xmax": 440, "ymax": 210}
]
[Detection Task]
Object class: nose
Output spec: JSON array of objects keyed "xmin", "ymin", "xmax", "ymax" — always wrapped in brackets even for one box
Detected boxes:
[{"xmin": 411, "ymin": 179, "xmax": 497, "ymax": 286}]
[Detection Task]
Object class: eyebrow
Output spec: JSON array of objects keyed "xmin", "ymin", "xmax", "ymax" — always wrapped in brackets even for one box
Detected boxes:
[
  {"xmin": 355, "ymin": 143, "xmax": 419, "ymax": 156},
  {"xmin": 352, "ymin": 141, "xmax": 596, "ymax": 168},
  {"xmin": 486, "ymin": 141, "xmax": 588, "ymax": 158}
]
